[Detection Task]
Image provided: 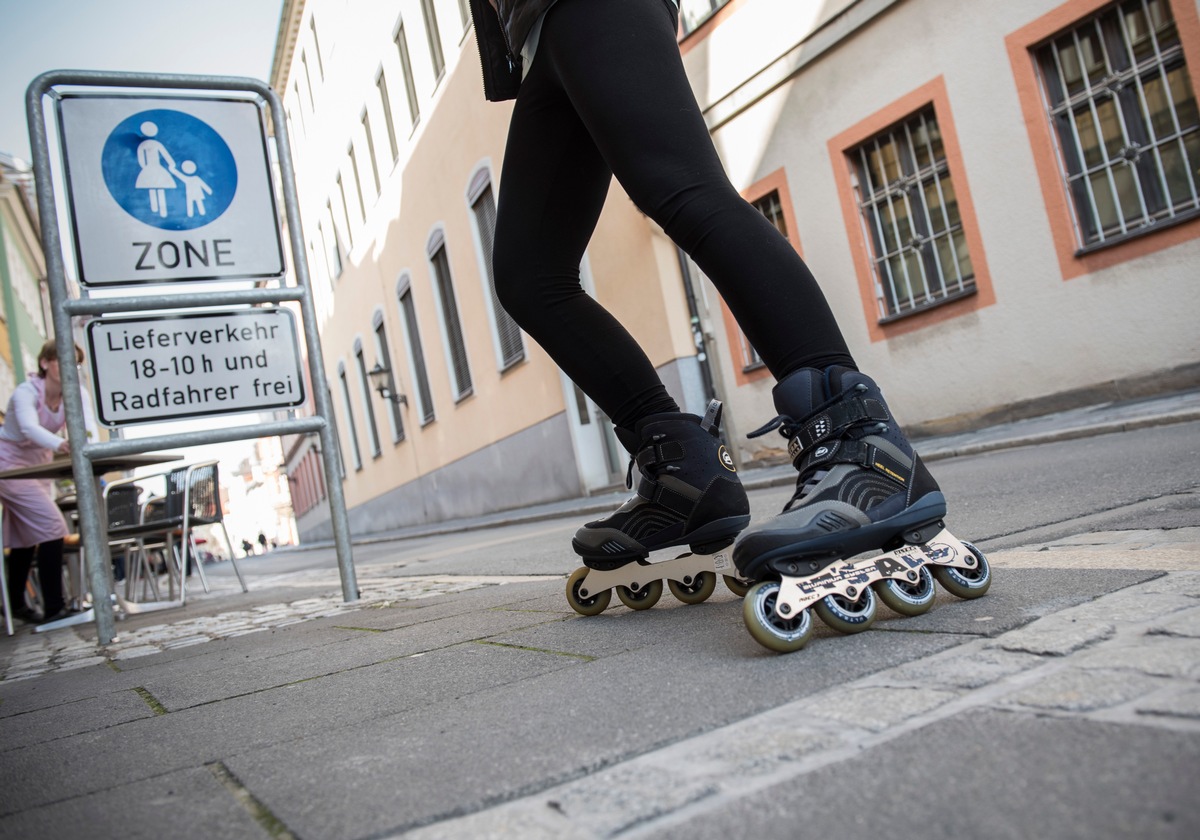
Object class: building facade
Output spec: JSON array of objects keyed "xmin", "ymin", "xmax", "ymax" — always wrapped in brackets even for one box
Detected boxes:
[
  {"xmin": 0, "ymin": 152, "xmax": 51, "ymax": 407},
  {"xmin": 273, "ymin": 0, "xmax": 1200, "ymax": 540}
]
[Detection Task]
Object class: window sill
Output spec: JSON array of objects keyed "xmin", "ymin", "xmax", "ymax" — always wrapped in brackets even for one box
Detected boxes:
[
  {"xmin": 1074, "ymin": 207, "xmax": 1200, "ymax": 258},
  {"xmin": 877, "ymin": 285, "xmax": 977, "ymax": 326}
]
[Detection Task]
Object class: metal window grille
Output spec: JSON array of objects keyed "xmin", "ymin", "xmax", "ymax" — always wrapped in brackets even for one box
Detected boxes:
[
  {"xmin": 397, "ymin": 24, "xmax": 420, "ymax": 125},
  {"xmin": 399, "ymin": 285, "xmax": 436, "ymax": 424},
  {"xmin": 355, "ymin": 346, "xmax": 382, "ymax": 457},
  {"xmin": 470, "ymin": 183, "xmax": 525, "ymax": 369},
  {"xmin": 421, "ymin": 0, "xmax": 445, "ymax": 79},
  {"xmin": 1035, "ymin": 0, "xmax": 1199, "ymax": 249},
  {"xmin": 850, "ymin": 107, "xmax": 976, "ymax": 321},
  {"xmin": 430, "ymin": 245, "xmax": 473, "ymax": 399},
  {"xmin": 338, "ymin": 367, "xmax": 362, "ymax": 470},
  {"xmin": 680, "ymin": 0, "xmax": 732, "ymax": 36},
  {"xmin": 377, "ymin": 73, "xmax": 399, "ymax": 163},
  {"xmin": 362, "ymin": 112, "xmax": 380, "ymax": 196},
  {"xmin": 374, "ymin": 321, "xmax": 405, "ymax": 442}
]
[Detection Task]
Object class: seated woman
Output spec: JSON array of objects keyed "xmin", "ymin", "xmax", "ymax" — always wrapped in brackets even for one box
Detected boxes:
[{"xmin": 0, "ymin": 340, "xmax": 86, "ymax": 624}]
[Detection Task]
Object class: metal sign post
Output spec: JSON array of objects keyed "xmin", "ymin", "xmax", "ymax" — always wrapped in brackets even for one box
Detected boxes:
[{"xmin": 26, "ymin": 70, "xmax": 357, "ymax": 645}]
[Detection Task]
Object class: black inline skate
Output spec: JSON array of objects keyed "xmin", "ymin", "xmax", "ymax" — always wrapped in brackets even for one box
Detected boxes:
[
  {"xmin": 732, "ymin": 367, "xmax": 990, "ymax": 652},
  {"xmin": 566, "ymin": 400, "xmax": 753, "ymax": 615}
]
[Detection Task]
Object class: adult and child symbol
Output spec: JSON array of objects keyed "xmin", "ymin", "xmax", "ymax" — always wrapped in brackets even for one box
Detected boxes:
[{"xmin": 134, "ymin": 120, "xmax": 213, "ymax": 219}]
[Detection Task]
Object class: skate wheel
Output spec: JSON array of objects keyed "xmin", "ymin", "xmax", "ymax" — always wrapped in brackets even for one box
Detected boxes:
[
  {"xmin": 814, "ymin": 586, "xmax": 877, "ymax": 634},
  {"xmin": 722, "ymin": 574, "xmax": 753, "ymax": 599},
  {"xmin": 742, "ymin": 581, "xmax": 814, "ymax": 653},
  {"xmin": 616, "ymin": 579, "xmax": 663, "ymax": 611},
  {"xmin": 566, "ymin": 567, "xmax": 611, "ymax": 616},
  {"xmin": 668, "ymin": 571, "xmax": 717, "ymax": 605},
  {"xmin": 932, "ymin": 542, "xmax": 991, "ymax": 599},
  {"xmin": 874, "ymin": 565, "xmax": 936, "ymax": 616}
]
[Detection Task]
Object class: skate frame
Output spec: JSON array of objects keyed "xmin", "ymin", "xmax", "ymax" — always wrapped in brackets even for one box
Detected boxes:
[
  {"xmin": 772, "ymin": 527, "xmax": 980, "ymax": 619},
  {"xmin": 576, "ymin": 547, "xmax": 737, "ymax": 600}
]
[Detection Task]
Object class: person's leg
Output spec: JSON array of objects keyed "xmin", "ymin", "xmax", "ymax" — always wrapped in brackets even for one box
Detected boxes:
[
  {"xmin": 34, "ymin": 539, "xmax": 65, "ymax": 619},
  {"xmin": 536, "ymin": 0, "xmax": 854, "ymax": 379},
  {"xmin": 5, "ymin": 546, "xmax": 36, "ymax": 618},
  {"xmin": 492, "ymin": 40, "xmax": 678, "ymax": 430}
]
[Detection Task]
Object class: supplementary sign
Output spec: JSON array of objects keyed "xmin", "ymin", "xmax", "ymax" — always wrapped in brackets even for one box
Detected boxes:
[
  {"xmin": 87, "ymin": 309, "xmax": 305, "ymax": 426},
  {"xmin": 56, "ymin": 93, "xmax": 284, "ymax": 286}
]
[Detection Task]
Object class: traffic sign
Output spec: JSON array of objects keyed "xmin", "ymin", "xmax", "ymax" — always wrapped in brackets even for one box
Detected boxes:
[
  {"xmin": 87, "ymin": 309, "xmax": 305, "ymax": 426},
  {"xmin": 57, "ymin": 94, "xmax": 284, "ymax": 286}
]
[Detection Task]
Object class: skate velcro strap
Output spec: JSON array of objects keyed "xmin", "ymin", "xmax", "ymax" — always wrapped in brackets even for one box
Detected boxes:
[
  {"xmin": 795, "ymin": 439, "xmax": 908, "ymax": 486},
  {"xmin": 635, "ymin": 476, "xmax": 693, "ymax": 517},
  {"xmin": 796, "ymin": 397, "xmax": 888, "ymax": 449},
  {"xmin": 635, "ymin": 440, "xmax": 685, "ymax": 470}
]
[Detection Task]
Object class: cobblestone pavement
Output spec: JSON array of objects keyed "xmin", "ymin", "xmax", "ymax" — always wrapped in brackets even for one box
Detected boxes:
[
  {"xmin": 399, "ymin": 570, "xmax": 1200, "ymax": 839},
  {"xmin": 0, "ymin": 574, "xmax": 556, "ymax": 682}
]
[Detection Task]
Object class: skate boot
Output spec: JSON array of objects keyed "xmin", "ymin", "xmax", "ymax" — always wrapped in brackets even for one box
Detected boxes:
[
  {"xmin": 566, "ymin": 400, "xmax": 753, "ymax": 615},
  {"xmin": 733, "ymin": 367, "xmax": 990, "ymax": 652}
]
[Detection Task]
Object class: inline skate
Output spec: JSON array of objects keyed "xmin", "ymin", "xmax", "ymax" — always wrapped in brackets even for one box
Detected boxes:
[
  {"xmin": 732, "ymin": 367, "xmax": 990, "ymax": 652},
  {"xmin": 566, "ymin": 400, "xmax": 754, "ymax": 615}
]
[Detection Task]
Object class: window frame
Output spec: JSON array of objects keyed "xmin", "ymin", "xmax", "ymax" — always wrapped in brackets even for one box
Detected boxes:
[
  {"xmin": 1006, "ymin": 0, "xmax": 1200, "ymax": 279},
  {"xmin": 828, "ymin": 76, "xmax": 996, "ymax": 342},
  {"xmin": 466, "ymin": 165, "xmax": 526, "ymax": 373},
  {"xmin": 426, "ymin": 227, "xmax": 474, "ymax": 402},
  {"xmin": 397, "ymin": 273, "xmax": 437, "ymax": 426}
]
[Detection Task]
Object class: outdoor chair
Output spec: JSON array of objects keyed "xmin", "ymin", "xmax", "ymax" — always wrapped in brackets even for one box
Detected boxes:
[{"xmin": 164, "ymin": 461, "xmax": 247, "ymax": 601}]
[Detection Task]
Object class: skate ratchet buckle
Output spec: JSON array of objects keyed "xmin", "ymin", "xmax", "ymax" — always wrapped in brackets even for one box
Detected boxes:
[{"xmin": 741, "ymin": 525, "xmax": 990, "ymax": 653}]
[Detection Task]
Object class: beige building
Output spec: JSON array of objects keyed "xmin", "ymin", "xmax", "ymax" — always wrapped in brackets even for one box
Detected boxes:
[{"xmin": 272, "ymin": 0, "xmax": 1200, "ymax": 541}]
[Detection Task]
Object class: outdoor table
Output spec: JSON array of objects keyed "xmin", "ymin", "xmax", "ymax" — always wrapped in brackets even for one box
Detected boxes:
[{"xmin": 0, "ymin": 453, "xmax": 182, "ymax": 633}]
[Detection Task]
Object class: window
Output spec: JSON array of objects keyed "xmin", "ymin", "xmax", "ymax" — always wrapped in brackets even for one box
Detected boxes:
[
  {"xmin": 468, "ymin": 172, "xmax": 525, "ymax": 369},
  {"xmin": 420, "ymin": 0, "xmax": 445, "ymax": 79},
  {"xmin": 457, "ymin": 0, "xmax": 470, "ymax": 30},
  {"xmin": 301, "ymin": 51, "xmax": 316, "ymax": 109},
  {"xmin": 310, "ymin": 16, "xmax": 325, "ymax": 78},
  {"xmin": 398, "ymin": 277, "xmax": 436, "ymax": 424},
  {"xmin": 373, "ymin": 314, "xmax": 405, "ymax": 443},
  {"xmin": 348, "ymin": 147, "xmax": 367, "ymax": 220},
  {"xmin": 1034, "ymin": 0, "xmax": 1199, "ymax": 250},
  {"xmin": 377, "ymin": 72, "xmax": 400, "ymax": 164},
  {"xmin": 362, "ymin": 111, "xmax": 381, "ymax": 196},
  {"xmin": 848, "ymin": 107, "xmax": 976, "ymax": 321},
  {"xmin": 680, "ymin": 0, "xmax": 733, "ymax": 36},
  {"xmin": 429, "ymin": 233, "xmax": 473, "ymax": 400},
  {"xmin": 292, "ymin": 83, "xmax": 307, "ymax": 134},
  {"xmin": 355, "ymin": 341, "xmax": 382, "ymax": 458},
  {"xmin": 336, "ymin": 174, "xmax": 354, "ymax": 246},
  {"xmin": 337, "ymin": 363, "xmax": 362, "ymax": 471},
  {"xmin": 396, "ymin": 24, "xmax": 420, "ymax": 126},
  {"xmin": 322, "ymin": 204, "xmax": 343, "ymax": 279}
]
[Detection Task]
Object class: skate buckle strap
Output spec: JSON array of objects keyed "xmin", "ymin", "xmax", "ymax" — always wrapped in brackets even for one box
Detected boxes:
[
  {"xmin": 635, "ymin": 439, "xmax": 685, "ymax": 472},
  {"xmin": 635, "ymin": 475, "xmax": 694, "ymax": 517},
  {"xmin": 796, "ymin": 439, "xmax": 909, "ymax": 486},
  {"xmin": 796, "ymin": 396, "xmax": 887, "ymax": 451}
]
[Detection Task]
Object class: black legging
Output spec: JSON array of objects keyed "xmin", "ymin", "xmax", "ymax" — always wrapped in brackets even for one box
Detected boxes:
[
  {"xmin": 492, "ymin": 0, "xmax": 854, "ymax": 431},
  {"xmin": 6, "ymin": 538, "xmax": 65, "ymax": 619}
]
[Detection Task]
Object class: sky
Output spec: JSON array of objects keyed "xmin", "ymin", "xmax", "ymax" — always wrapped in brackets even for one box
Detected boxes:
[{"xmin": 0, "ymin": 0, "xmax": 284, "ymax": 162}]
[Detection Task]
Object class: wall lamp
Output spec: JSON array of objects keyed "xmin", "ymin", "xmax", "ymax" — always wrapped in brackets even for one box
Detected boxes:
[{"xmin": 368, "ymin": 362, "xmax": 408, "ymax": 406}]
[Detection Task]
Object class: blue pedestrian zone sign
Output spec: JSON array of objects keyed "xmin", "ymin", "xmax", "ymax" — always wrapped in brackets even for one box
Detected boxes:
[
  {"xmin": 56, "ymin": 94, "xmax": 284, "ymax": 286},
  {"xmin": 101, "ymin": 109, "xmax": 237, "ymax": 230}
]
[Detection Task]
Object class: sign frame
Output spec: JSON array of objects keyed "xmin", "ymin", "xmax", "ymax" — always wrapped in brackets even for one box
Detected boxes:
[{"xmin": 55, "ymin": 91, "xmax": 286, "ymax": 287}]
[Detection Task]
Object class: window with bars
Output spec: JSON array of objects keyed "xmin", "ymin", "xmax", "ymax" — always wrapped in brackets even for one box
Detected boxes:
[
  {"xmin": 421, "ymin": 0, "xmax": 445, "ymax": 79},
  {"xmin": 373, "ymin": 317, "xmax": 405, "ymax": 443},
  {"xmin": 355, "ymin": 343, "xmax": 382, "ymax": 458},
  {"xmin": 396, "ymin": 24, "xmax": 420, "ymax": 127},
  {"xmin": 849, "ymin": 107, "xmax": 975, "ymax": 322},
  {"xmin": 337, "ymin": 364, "xmax": 362, "ymax": 471},
  {"xmin": 680, "ymin": 0, "xmax": 732, "ymax": 36},
  {"xmin": 469, "ymin": 176, "xmax": 526, "ymax": 370},
  {"xmin": 398, "ymin": 280, "xmax": 436, "ymax": 424},
  {"xmin": 429, "ymin": 238, "xmax": 473, "ymax": 400},
  {"xmin": 1035, "ymin": 0, "xmax": 1199, "ymax": 249}
]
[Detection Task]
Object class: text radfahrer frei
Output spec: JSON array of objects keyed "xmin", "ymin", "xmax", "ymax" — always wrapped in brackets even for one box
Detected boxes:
[{"xmin": 103, "ymin": 319, "xmax": 297, "ymax": 412}]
